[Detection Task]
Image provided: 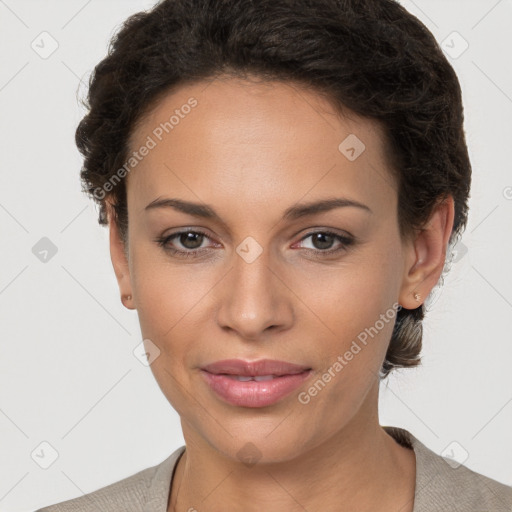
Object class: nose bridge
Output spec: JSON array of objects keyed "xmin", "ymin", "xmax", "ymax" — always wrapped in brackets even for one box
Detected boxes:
[{"xmin": 217, "ymin": 238, "xmax": 291, "ymax": 337}]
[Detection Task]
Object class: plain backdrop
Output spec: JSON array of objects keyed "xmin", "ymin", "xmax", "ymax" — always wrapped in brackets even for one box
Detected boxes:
[{"xmin": 0, "ymin": 0, "xmax": 511, "ymax": 510}]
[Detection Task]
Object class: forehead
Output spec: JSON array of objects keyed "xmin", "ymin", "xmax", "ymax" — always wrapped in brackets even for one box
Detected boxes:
[{"xmin": 127, "ymin": 76, "xmax": 396, "ymax": 218}]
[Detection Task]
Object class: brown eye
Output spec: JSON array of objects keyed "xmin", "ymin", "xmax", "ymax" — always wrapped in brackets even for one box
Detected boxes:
[
  {"xmin": 155, "ymin": 229, "xmax": 214, "ymax": 258},
  {"xmin": 310, "ymin": 232, "xmax": 336, "ymax": 250},
  {"xmin": 295, "ymin": 230, "xmax": 355, "ymax": 256},
  {"xmin": 178, "ymin": 232, "xmax": 205, "ymax": 249}
]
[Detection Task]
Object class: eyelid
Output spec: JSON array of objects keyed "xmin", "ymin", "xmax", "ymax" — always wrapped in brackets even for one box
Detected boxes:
[{"xmin": 295, "ymin": 227, "xmax": 354, "ymax": 242}]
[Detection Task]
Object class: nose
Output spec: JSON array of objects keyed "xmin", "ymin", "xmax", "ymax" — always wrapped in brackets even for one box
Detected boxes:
[{"xmin": 216, "ymin": 247, "xmax": 294, "ymax": 341}]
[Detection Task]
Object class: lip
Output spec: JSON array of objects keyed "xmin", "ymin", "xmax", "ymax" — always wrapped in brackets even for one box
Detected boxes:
[
  {"xmin": 201, "ymin": 358, "xmax": 311, "ymax": 377},
  {"xmin": 200, "ymin": 359, "xmax": 312, "ymax": 408}
]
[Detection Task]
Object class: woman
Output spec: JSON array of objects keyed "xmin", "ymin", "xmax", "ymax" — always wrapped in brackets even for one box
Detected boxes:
[{"xmin": 37, "ymin": 0, "xmax": 512, "ymax": 510}]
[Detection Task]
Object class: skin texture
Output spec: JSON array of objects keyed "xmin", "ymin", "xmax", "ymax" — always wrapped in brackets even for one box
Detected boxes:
[{"xmin": 108, "ymin": 76, "xmax": 454, "ymax": 512}]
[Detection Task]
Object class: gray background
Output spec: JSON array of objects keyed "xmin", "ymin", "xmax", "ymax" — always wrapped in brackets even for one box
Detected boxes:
[{"xmin": 0, "ymin": 0, "xmax": 511, "ymax": 510}]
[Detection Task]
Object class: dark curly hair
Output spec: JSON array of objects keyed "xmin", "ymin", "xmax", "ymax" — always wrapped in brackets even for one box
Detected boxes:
[{"xmin": 76, "ymin": 0, "xmax": 471, "ymax": 378}]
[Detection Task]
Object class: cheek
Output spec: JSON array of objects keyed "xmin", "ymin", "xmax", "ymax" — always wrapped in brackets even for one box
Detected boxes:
[
  {"xmin": 294, "ymin": 240, "xmax": 402, "ymax": 372},
  {"xmin": 294, "ymin": 271, "xmax": 399, "ymax": 420},
  {"xmin": 298, "ymin": 256, "xmax": 399, "ymax": 335},
  {"xmin": 128, "ymin": 237, "xmax": 211, "ymax": 337},
  {"xmin": 129, "ymin": 250, "xmax": 209, "ymax": 412}
]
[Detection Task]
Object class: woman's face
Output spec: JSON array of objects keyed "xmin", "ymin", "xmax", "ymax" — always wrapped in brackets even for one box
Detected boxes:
[{"xmin": 112, "ymin": 76, "xmax": 420, "ymax": 462}]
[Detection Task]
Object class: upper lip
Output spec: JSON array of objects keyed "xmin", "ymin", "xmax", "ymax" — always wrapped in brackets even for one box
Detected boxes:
[{"xmin": 201, "ymin": 359, "xmax": 311, "ymax": 377}]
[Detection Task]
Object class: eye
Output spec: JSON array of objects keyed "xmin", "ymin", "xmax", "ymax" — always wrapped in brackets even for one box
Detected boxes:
[
  {"xmin": 294, "ymin": 230, "xmax": 354, "ymax": 256},
  {"xmin": 155, "ymin": 228, "xmax": 355, "ymax": 259},
  {"xmin": 155, "ymin": 229, "xmax": 216, "ymax": 258}
]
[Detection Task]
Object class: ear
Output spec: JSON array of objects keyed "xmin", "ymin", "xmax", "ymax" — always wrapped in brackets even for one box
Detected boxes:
[
  {"xmin": 398, "ymin": 195, "xmax": 455, "ymax": 310},
  {"xmin": 107, "ymin": 202, "xmax": 135, "ymax": 310}
]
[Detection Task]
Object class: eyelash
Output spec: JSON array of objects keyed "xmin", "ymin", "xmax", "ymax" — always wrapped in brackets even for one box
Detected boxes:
[{"xmin": 154, "ymin": 229, "xmax": 355, "ymax": 259}]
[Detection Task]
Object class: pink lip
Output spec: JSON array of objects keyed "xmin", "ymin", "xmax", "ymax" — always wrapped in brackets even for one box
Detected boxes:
[
  {"xmin": 201, "ymin": 358, "xmax": 311, "ymax": 377},
  {"xmin": 200, "ymin": 359, "xmax": 312, "ymax": 408}
]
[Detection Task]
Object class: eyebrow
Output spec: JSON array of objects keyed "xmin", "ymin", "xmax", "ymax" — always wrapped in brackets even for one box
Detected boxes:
[{"xmin": 144, "ymin": 196, "xmax": 372, "ymax": 221}]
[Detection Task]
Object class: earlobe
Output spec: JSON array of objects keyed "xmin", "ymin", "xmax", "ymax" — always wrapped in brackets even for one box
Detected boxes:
[
  {"xmin": 398, "ymin": 195, "xmax": 455, "ymax": 310},
  {"xmin": 107, "ymin": 202, "xmax": 134, "ymax": 309}
]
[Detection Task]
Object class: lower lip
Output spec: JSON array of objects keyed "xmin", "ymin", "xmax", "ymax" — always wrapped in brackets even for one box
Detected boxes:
[{"xmin": 200, "ymin": 370, "xmax": 312, "ymax": 408}]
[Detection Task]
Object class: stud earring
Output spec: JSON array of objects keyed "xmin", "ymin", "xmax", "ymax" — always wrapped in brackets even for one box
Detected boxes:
[
  {"xmin": 122, "ymin": 294, "xmax": 132, "ymax": 302},
  {"xmin": 413, "ymin": 292, "xmax": 421, "ymax": 302}
]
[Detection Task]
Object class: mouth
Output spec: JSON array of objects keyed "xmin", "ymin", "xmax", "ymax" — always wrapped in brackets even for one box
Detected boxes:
[
  {"xmin": 215, "ymin": 374, "xmax": 296, "ymax": 381},
  {"xmin": 201, "ymin": 358, "xmax": 312, "ymax": 377},
  {"xmin": 199, "ymin": 360, "xmax": 313, "ymax": 408}
]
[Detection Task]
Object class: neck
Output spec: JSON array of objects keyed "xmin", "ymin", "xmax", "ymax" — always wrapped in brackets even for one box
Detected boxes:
[{"xmin": 168, "ymin": 384, "xmax": 416, "ymax": 512}]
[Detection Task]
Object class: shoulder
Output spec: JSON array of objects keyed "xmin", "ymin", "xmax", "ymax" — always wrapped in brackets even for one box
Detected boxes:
[
  {"xmin": 416, "ymin": 446, "xmax": 512, "ymax": 511},
  {"xmin": 35, "ymin": 465, "xmax": 156, "ymax": 512},
  {"xmin": 384, "ymin": 426, "xmax": 512, "ymax": 512},
  {"xmin": 419, "ymin": 454, "xmax": 512, "ymax": 510},
  {"xmin": 35, "ymin": 446, "xmax": 186, "ymax": 512}
]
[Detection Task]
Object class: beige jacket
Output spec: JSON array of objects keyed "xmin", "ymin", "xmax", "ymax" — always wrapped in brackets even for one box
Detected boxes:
[{"xmin": 36, "ymin": 426, "xmax": 512, "ymax": 511}]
